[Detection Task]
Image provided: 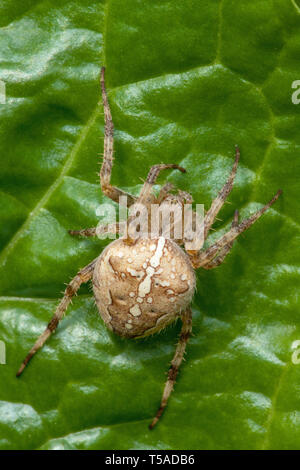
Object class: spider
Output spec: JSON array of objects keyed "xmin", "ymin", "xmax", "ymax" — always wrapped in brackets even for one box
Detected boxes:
[{"xmin": 16, "ymin": 67, "xmax": 282, "ymax": 429}]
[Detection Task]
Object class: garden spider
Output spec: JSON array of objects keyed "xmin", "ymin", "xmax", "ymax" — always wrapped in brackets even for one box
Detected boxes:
[{"xmin": 16, "ymin": 67, "xmax": 282, "ymax": 429}]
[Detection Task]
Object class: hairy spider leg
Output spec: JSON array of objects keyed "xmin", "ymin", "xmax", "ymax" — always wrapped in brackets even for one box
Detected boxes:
[
  {"xmin": 192, "ymin": 190, "xmax": 282, "ymax": 269},
  {"xmin": 100, "ymin": 67, "xmax": 135, "ymax": 207},
  {"xmin": 203, "ymin": 146, "xmax": 240, "ymax": 241},
  {"xmin": 16, "ymin": 259, "xmax": 97, "ymax": 377},
  {"xmin": 202, "ymin": 209, "xmax": 239, "ymax": 269},
  {"xmin": 149, "ymin": 307, "xmax": 193, "ymax": 429},
  {"xmin": 69, "ymin": 222, "xmax": 125, "ymax": 238},
  {"xmin": 137, "ymin": 164, "xmax": 186, "ymax": 206}
]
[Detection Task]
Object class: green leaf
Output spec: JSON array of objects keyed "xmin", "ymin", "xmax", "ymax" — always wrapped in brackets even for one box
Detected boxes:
[{"xmin": 0, "ymin": 0, "xmax": 300, "ymax": 450}]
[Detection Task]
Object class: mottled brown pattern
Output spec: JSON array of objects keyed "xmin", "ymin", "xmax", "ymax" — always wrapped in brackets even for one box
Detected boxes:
[{"xmin": 93, "ymin": 237, "xmax": 195, "ymax": 339}]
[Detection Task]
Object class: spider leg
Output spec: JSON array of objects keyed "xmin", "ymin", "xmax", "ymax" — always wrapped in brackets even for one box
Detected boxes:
[
  {"xmin": 203, "ymin": 146, "xmax": 240, "ymax": 240},
  {"xmin": 69, "ymin": 227, "xmax": 98, "ymax": 237},
  {"xmin": 192, "ymin": 190, "xmax": 282, "ymax": 269},
  {"xmin": 68, "ymin": 222, "xmax": 124, "ymax": 238},
  {"xmin": 157, "ymin": 182, "xmax": 175, "ymax": 204},
  {"xmin": 202, "ymin": 210, "xmax": 239, "ymax": 269},
  {"xmin": 138, "ymin": 164, "xmax": 186, "ymax": 206},
  {"xmin": 100, "ymin": 67, "xmax": 135, "ymax": 208},
  {"xmin": 124, "ymin": 165, "xmax": 185, "ymax": 245},
  {"xmin": 149, "ymin": 307, "xmax": 192, "ymax": 429},
  {"xmin": 178, "ymin": 190, "xmax": 193, "ymax": 204},
  {"xmin": 16, "ymin": 258, "xmax": 97, "ymax": 377}
]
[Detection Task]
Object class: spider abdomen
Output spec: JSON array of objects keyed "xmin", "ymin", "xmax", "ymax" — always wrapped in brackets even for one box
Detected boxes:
[{"xmin": 93, "ymin": 237, "xmax": 196, "ymax": 338}]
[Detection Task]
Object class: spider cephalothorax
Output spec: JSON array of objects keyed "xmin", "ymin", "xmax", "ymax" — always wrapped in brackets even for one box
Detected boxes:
[{"xmin": 16, "ymin": 67, "xmax": 282, "ymax": 429}]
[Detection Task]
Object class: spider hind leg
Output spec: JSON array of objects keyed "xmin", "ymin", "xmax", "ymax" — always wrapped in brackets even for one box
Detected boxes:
[
  {"xmin": 16, "ymin": 259, "xmax": 97, "ymax": 377},
  {"xmin": 149, "ymin": 307, "xmax": 192, "ymax": 429}
]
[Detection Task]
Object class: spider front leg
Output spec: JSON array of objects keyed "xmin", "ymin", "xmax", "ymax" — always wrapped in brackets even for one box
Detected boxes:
[
  {"xmin": 138, "ymin": 163, "xmax": 186, "ymax": 205},
  {"xmin": 157, "ymin": 182, "xmax": 175, "ymax": 204},
  {"xmin": 149, "ymin": 307, "xmax": 192, "ymax": 429},
  {"xmin": 202, "ymin": 209, "xmax": 239, "ymax": 269},
  {"xmin": 125, "ymin": 164, "xmax": 186, "ymax": 245},
  {"xmin": 203, "ymin": 146, "xmax": 240, "ymax": 240},
  {"xmin": 16, "ymin": 258, "xmax": 97, "ymax": 377},
  {"xmin": 69, "ymin": 227, "xmax": 98, "ymax": 237},
  {"xmin": 192, "ymin": 190, "xmax": 282, "ymax": 269},
  {"xmin": 68, "ymin": 222, "xmax": 125, "ymax": 238},
  {"xmin": 100, "ymin": 67, "xmax": 135, "ymax": 208}
]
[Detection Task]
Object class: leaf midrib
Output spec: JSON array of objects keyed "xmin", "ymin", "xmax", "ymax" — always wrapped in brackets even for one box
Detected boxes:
[{"xmin": 0, "ymin": 103, "xmax": 101, "ymax": 269}]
